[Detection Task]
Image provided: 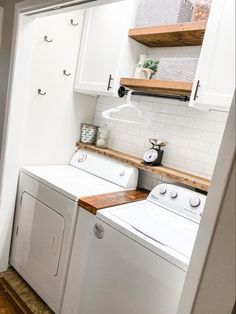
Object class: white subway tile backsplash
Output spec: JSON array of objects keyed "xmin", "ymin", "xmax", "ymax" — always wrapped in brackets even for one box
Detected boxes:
[
  {"xmin": 208, "ymin": 110, "xmax": 229, "ymax": 122},
  {"xmin": 201, "ymin": 131, "xmax": 223, "ymax": 144},
  {"xmin": 181, "ymin": 127, "xmax": 202, "ymax": 140},
  {"xmin": 190, "ymin": 139, "xmax": 210, "ymax": 153},
  {"xmin": 94, "ymin": 94, "xmax": 228, "ymax": 190},
  {"xmin": 204, "ymin": 164, "xmax": 216, "ymax": 177},
  {"xmin": 213, "ymin": 121, "xmax": 226, "ymax": 133},
  {"xmin": 196, "ymin": 151, "xmax": 218, "ymax": 165}
]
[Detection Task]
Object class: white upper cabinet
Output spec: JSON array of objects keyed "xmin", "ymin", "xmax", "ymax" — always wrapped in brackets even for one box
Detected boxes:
[
  {"xmin": 75, "ymin": 0, "xmax": 139, "ymax": 97},
  {"xmin": 189, "ymin": 0, "xmax": 235, "ymax": 112}
]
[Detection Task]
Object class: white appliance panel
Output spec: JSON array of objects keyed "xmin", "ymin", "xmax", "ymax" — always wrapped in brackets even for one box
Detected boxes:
[
  {"xmin": 110, "ymin": 201, "xmax": 199, "ymax": 258},
  {"xmin": 17, "ymin": 192, "xmax": 65, "ymax": 276},
  {"xmin": 11, "ymin": 173, "xmax": 78, "ymax": 313},
  {"xmin": 22, "ymin": 166, "xmax": 126, "ymax": 201},
  {"xmin": 70, "ymin": 149, "xmax": 138, "ymax": 189},
  {"xmin": 77, "ymin": 218, "xmax": 185, "ymax": 314}
]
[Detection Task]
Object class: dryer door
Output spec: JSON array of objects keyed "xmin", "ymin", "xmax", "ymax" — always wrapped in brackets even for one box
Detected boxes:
[{"xmin": 15, "ymin": 192, "xmax": 65, "ymax": 276}]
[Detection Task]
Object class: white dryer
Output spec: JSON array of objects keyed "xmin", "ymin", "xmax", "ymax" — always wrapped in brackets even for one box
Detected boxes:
[
  {"xmin": 10, "ymin": 149, "xmax": 138, "ymax": 313},
  {"xmin": 73, "ymin": 184, "xmax": 206, "ymax": 314}
]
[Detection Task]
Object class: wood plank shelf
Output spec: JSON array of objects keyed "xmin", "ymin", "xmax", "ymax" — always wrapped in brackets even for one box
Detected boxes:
[
  {"xmin": 77, "ymin": 143, "xmax": 211, "ymax": 191},
  {"xmin": 129, "ymin": 21, "xmax": 207, "ymax": 47},
  {"xmin": 120, "ymin": 78, "xmax": 193, "ymax": 97}
]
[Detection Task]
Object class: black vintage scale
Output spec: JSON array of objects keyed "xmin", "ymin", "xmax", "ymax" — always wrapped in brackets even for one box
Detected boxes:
[{"xmin": 143, "ymin": 139, "xmax": 167, "ymax": 166}]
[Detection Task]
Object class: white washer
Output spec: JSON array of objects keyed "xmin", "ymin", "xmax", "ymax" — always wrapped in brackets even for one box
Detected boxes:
[
  {"xmin": 74, "ymin": 184, "xmax": 206, "ymax": 314},
  {"xmin": 10, "ymin": 149, "xmax": 138, "ymax": 313}
]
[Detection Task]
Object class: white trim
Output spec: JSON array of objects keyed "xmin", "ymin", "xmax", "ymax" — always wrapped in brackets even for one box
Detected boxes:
[{"xmin": 177, "ymin": 93, "xmax": 235, "ymax": 313}]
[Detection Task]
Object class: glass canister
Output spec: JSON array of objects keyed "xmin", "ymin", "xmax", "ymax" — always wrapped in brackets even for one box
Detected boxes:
[
  {"xmin": 192, "ymin": 0, "xmax": 211, "ymax": 22},
  {"xmin": 96, "ymin": 125, "xmax": 110, "ymax": 149}
]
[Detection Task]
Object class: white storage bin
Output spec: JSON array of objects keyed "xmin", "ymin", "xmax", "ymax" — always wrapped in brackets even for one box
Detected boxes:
[
  {"xmin": 155, "ymin": 58, "xmax": 199, "ymax": 82},
  {"xmin": 135, "ymin": 0, "xmax": 194, "ymax": 28}
]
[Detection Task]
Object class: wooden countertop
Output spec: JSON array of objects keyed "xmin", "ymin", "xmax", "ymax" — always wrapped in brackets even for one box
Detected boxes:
[{"xmin": 78, "ymin": 189, "xmax": 149, "ymax": 215}]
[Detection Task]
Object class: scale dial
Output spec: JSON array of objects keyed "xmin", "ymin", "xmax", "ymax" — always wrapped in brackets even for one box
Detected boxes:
[{"xmin": 143, "ymin": 149, "xmax": 159, "ymax": 163}]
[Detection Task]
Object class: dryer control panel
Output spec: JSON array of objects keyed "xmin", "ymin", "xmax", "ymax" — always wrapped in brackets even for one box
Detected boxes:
[
  {"xmin": 148, "ymin": 184, "xmax": 207, "ymax": 223},
  {"xmin": 70, "ymin": 149, "xmax": 138, "ymax": 189}
]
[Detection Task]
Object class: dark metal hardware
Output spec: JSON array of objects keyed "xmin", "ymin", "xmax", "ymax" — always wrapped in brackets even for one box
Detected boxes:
[
  {"xmin": 63, "ymin": 70, "xmax": 72, "ymax": 76},
  {"xmin": 118, "ymin": 86, "xmax": 190, "ymax": 102},
  {"xmin": 44, "ymin": 35, "xmax": 53, "ymax": 42},
  {"xmin": 193, "ymin": 80, "xmax": 201, "ymax": 101},
  {"xmin": 38, "ymin": 89, "xmax": 46, "ymax": 96},
  {"xmin": 70, "ymin": 19, "xmax": 79, "ymax": 26},
  {"xmin": 94, "ymin": 224, "xmax": 104, "ymax": 239},
  {"xmin": 107, "ymin": 75, "xmax": 113, "ymax": 91}
]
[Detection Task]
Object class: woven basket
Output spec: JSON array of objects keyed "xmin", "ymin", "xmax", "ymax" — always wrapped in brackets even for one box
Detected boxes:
[
  {"xmin": 135, "ymin": 0, "xmax": 194, "ymax": 28},
  {"xmin": 155, "ymin": 57, "xmax": 199, "ymax": 82}
]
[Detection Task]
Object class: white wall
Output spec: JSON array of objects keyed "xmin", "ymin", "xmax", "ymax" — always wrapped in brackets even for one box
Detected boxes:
[
  {"xmin": 20, "ymin": 10, "xmax": 96, "ymax": 165},
  {"xmin": 177, "ymin": 94, "xmax": 235, "ymax": 314},
  {"xmin": 94, "ymin": 46, "xmax": 228, "ymax": 191},
  {"xmin": 0, "ymin": 7, "xmax": 3, "ymax": 49},
  {"xmin": 0, "ymin": 8, "xmax": 96, "ymax": 271},
  {"xmin": 192, "ymin": 161, "xmax": 235, "ymax": 314}
]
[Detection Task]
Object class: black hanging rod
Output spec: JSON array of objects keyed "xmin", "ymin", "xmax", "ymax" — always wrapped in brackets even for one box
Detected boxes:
[{"xmin": 118, "ymin": 86, "xmax": 190, "ymax": 102}]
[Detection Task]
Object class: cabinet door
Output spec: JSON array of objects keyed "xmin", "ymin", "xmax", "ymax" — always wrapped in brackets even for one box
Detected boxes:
[
  {"xmin": 75, "ymin": 1, "xmax": 130, "ymax": 96},
  {"xmin": 189, "ymin": 0, "xmax": 235, "ymax": 112}
]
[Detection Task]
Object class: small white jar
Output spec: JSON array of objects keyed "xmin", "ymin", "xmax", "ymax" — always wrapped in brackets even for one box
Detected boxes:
[{"xmin": 96, "ymin": 125, "xmax": 110, "ymax": 148}]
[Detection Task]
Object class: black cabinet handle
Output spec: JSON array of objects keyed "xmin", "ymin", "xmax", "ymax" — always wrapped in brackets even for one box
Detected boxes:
[
  {"xmin": 193, "ymin": 80, "xmax": 201, "ymax": 101},
  {"xmin": 107, "ymin": 74, "xmax": 113, "ymax": 91}
]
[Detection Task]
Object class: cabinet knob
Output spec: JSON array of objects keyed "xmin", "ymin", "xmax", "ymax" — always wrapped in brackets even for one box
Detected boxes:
[{"xmin": 107, "ymin": 74, "xmax": 113, "ymax": 91}]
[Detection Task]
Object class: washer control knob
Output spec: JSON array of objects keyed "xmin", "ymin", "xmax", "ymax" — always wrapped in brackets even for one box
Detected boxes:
[
  {"xmin": 170, "ymin": 190, "xmax": 178, "ymax": 199},
  {"xmin": 159, "ymin": 186, "xmax": 167, "ymax": 195},
  {"xmin": 189, "ymin": 196, "xmax": 201, "ymax": 208},
  {"xmin": 119, "ymin": 170, "xmax": 126, "ymax": 177}
]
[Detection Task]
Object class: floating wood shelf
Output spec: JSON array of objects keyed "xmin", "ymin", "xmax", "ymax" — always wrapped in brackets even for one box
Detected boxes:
[
  {"xmin": 77, "ymin": 143, "xmax": 211, "ymax": 191},
  {"xmin": 129, "ymin": 21, "xmax": 207, "ymax": 48},
  {"xmin": 120, "ymin": 78, "xmax": 193, "ymax": 97}
]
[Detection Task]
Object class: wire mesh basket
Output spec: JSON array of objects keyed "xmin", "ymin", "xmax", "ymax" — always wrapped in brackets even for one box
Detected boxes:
[
  {"xmin": 80, "ymin": 123, "xmax": 98, "ymax": 145},
  {"xmin": 155, "ymin": 57, "xmax": 199, "ymax": 82},
  {"xmin": 135, "ymin": 0, "xmax": 194, "ymax": 28}
]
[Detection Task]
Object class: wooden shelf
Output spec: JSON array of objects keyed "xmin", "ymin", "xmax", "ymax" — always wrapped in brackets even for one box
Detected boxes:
[
  {"xmin": 129, "ymin": 21, "xmax": 207, "ymax": 48},
  {"xmin": 77, "ymin": 143, "xmax": 211, "ymax": 191},
  {"xmin": 120, "ymin": 78, "xmax": 193, "ymax": 97}
]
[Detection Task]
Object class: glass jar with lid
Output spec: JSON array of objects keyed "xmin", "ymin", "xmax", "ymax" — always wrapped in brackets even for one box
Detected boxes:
[
  {"xmin": 192, "ymin": 0, "xmax": 211, "ymax": 22},
  {"xmin": 95, "ymin": 125, "xmax": 110, "ymax": 149}
]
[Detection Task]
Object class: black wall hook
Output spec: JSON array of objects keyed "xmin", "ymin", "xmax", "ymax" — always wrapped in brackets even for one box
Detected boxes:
[
  {"xmin": 44, "ymin": 35, "xmax": 53, "ymax": 42},
  {"xmin": 70, "ymin": 19, "xmax": 78, "ymax": 26},
  {"xmin": 63, "ymin": 70, "xmax": 72, "ymax": 76},
  {"xmin": 38, "ymin": 89, "xmax": 46, "ymax": 96}
]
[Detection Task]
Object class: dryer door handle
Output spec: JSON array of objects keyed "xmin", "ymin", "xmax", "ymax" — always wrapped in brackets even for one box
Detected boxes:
[{"xmin": 51, "ymin": 235, "xmax": 59, "ymax": 255}]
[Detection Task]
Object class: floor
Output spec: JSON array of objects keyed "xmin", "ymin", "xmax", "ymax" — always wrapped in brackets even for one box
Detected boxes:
[{"xmin": 0, "ymin": 268, "xmax": 53, "ymax": 314}]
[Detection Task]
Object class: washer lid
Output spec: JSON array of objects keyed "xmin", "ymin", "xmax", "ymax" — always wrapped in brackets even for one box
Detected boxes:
[{"xmin": 104, "ymin": 201, "xmax": 199, "ymax": 259}]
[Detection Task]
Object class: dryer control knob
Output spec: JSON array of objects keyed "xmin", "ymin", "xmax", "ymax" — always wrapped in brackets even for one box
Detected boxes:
[
  {"xmin": 159, "ymin": 186, "xmax": 167, "ymax": 195},
  {"xmin": 119, "ymin": 170, "xmax": 126, "ymax": 177},
  {"xmin": 77, "ymin": 153, "xmax": 87, "ymax": 162},
  {"xmin": 189, "ymin": 196, "xmax": 201, "ymax": 208},
  {"xmin": 170, "ymin": 190, "xmax": 178, "ymax": 199}
]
